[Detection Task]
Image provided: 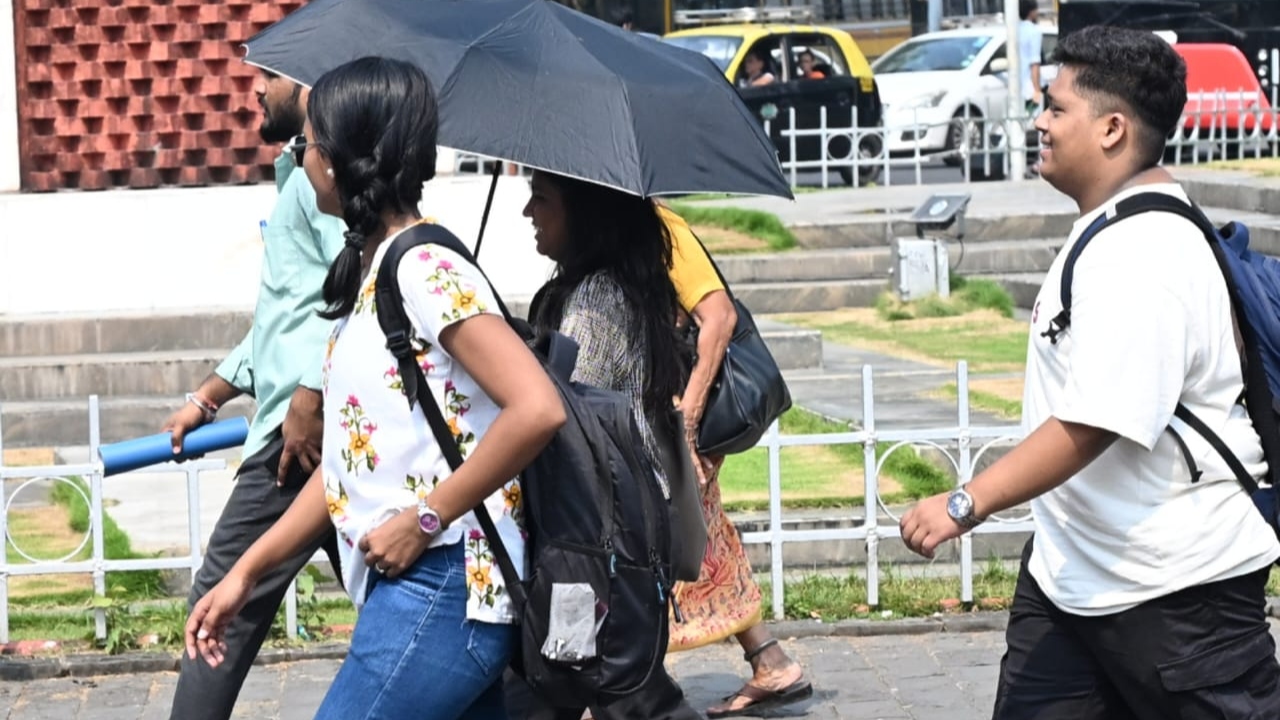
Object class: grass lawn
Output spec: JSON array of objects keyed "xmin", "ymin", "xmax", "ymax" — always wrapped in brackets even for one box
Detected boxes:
[
  {"xmin": 763, "ymin": 559, "xmax": 1020, "ymax": 619},
  {"xmin": 668, "ymin": 203, "xmax": 796, "ymax": 253},
  {"xmin": 776, "ymin": 307, "xmax": 1028, "ymax": 374},
  {"xmin": 718, "ymin": 408, "xmax": 953, "ymax": 511}
]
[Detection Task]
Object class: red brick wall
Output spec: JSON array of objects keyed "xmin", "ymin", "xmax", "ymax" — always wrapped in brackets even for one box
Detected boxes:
[{"xmin": 15, "ymin": 0, "xmax": 304, "ymax": 192}]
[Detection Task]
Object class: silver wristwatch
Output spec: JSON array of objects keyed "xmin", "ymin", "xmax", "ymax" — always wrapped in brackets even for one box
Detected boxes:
[{"xmin": 946, "ymin": 487, "xmax": 985, "ymax": 530}]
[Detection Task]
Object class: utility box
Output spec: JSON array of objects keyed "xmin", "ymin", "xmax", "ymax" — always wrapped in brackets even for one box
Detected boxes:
[{"xmin": 891, "ymin": 238, "xmax": 950, "ymax": 301}]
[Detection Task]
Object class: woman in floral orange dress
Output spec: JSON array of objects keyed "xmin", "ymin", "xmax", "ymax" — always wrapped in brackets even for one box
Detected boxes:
[{"xmin": 660, "ymin": 204, "xmax": 813, "ymax": 718}]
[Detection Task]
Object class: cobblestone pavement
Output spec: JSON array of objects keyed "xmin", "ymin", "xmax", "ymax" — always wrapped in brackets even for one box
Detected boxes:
[{"xmin": 0, "ymin": 631, "xmax": 1007, "ymax": 719}]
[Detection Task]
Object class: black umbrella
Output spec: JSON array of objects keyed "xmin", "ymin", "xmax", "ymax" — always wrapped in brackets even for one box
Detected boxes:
[{"xmin": 243, "ymin": 0, "xmax": 792, "ymax": 203}]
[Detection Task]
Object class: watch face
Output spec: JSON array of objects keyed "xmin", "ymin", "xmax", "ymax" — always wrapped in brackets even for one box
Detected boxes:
[
  {"xmin": 947, "ymin": 490, "xmax": 973, "ymax": 520},
  {"xmin": 418, "ymin": 511, "xmax": 441, "ymax": 535}
]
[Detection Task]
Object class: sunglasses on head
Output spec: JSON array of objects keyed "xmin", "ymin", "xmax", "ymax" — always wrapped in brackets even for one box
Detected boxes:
[{"xmin": 286, "ymin": 135, "xmax": 312, "ymax": 167}]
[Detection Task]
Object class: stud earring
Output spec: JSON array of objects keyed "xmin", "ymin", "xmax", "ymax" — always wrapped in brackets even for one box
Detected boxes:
[{"xmin": 325, "ymin": 168, "xmax": 333, "ymax": 177}]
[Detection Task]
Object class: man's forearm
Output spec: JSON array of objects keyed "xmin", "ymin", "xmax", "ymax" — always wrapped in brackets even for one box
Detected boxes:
[
  {"xmin": 967, "ymin": 417, "xmax": 1117, "ymax": 518},
  {"xmin": 195, "ymin": 374, "xmax": 243, "ymax": 410}
]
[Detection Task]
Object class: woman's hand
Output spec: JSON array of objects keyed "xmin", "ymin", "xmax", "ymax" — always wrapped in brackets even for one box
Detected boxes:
[
  {"xmin": 185, "ymin": 571, "xmax": 255, "ymax": 667},
  {"xmin": 359, "ymin": 508, "xmax": 432, "ymax": 578},
  {"xmin": 678, "ymin": 397, "xmax": 714, "ymax": 486}
]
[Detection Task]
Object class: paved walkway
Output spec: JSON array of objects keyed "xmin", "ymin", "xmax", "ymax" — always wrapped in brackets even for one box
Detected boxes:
[{"xmin": 0, "ymin": 631, "xmax": 1010, "ymax": 720}]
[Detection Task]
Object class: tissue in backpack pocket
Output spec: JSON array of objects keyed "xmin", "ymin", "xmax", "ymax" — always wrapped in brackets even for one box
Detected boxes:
[{"xmin": 540, "ymin": 583, "xmax": 598, "ymax": 663}]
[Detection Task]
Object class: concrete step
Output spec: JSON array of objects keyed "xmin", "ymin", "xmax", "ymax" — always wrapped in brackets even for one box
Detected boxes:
[
  {"xmin": 789, "ymin": 210, "xmax": 1078, "ymax": 249},
  {"xmin": 1184, "ymin": 176, "xmax": 1280, "ymax": 218},
  {"xmin": 720, "ymin": 239, "xmax": 1065, "ymax": 285},
  {"xmin": 0, "ymin": 310, "xmax": 250, "ymax": 359},
  {"xmin": 0, "ymin": 324, "xmax": 821, "ymax": 401},
  {"xmin": 0, "ymin": 350, "xmax": 223, "ymax": 402},
  {"xmin": 737, "ymin": 279, "xmax": 887, "ymax": 314},
  {"xmin": 0, "ymin": 396, "xmax": 257, "ymax": 449},
  {"xmin": 755, "ymin": 320, "xmax": 823, "ymax": 371}
]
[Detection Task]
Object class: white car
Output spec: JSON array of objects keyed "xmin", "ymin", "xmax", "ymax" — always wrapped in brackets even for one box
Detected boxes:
[{"xmin": 872, "ymin": 25, "xmax": 1057, "ymax": 164}]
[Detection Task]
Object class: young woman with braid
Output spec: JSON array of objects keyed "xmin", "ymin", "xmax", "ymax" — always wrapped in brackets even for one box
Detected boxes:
[{"xmin": 184, "ymin": 56, "xmax": 565, "ymax": 720}]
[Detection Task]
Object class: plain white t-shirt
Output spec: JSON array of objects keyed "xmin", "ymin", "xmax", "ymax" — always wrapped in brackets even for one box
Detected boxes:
[
  {"xmin": 1018, "ymin": 19, "xmax": 1042, "ymax": 100},
  {"xmin": 1023, "ymin": 183, "xmax": 1279, "ymax": 616}
]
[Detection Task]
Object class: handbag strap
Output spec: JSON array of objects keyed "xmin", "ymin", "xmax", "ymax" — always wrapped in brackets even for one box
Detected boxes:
[{"xmin": 678, "ymin": 219, "xmax": 740, "ymax": 305}]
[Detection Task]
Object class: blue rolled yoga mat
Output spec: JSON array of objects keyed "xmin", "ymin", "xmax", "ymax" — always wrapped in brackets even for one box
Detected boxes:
[{"xmin": 99, "ymin": 417, "xmax": 250, "ymax": 476}]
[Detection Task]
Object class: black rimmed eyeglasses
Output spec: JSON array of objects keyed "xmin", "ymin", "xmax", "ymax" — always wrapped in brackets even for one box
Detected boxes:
[{"xmin": 285, "ymin": 135, "xmax": 313, "ymax": 167}]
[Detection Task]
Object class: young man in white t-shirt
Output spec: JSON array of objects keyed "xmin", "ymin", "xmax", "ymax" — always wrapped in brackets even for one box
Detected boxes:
[{"xmin": 900, "ymin": 25, "xmax": 1280, "ymax": 718}]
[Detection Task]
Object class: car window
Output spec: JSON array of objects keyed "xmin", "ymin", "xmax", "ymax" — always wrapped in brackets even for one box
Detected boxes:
[
  {"xmin": 1041, "ymin": 33, "xmax": 1058, "ymax": 64},
  {"xmin": 664, "ymin": 35, "xmax": 744, "ymax": 73},
  {"xmin": 789, "ymin": 34, "xmax": 848, "ymax": 79},
  {"xmin": 872, "ymin": 35, "xmax": 995, "ymax": 73}
]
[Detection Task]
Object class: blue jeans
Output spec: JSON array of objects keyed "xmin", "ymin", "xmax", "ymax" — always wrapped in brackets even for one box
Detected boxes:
[{"xmin": 315, "ymin": 541, "xmax": 516, "ymax": 720}]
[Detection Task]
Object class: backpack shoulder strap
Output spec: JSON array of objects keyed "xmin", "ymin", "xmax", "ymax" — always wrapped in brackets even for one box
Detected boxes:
[
  {"xmin": 372, "ymin": 223, "xmax": 525, "ymax": 605},
  {"xmin": 1045, "ymin": 192, "xmax": 1215, "ymax": 345}
]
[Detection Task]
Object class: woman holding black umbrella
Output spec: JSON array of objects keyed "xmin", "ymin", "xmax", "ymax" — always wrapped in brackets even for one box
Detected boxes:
[{"xmin": 184, "ymin": 57, "xmax": 565, "ymax": 720}]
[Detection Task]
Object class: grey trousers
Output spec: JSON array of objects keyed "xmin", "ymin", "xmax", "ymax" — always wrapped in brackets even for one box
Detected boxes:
[{"xmin": 168, "ymin": 434, "xmax": 341, "ymax": 720}]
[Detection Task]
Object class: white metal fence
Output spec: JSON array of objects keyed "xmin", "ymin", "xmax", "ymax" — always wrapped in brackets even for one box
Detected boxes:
[
  {"xmin": 449, "ymin": 86, "xmax": 1280, "ymax": 190},
  {"xmin": 0, "ymin": 362, "xmax": 1022, "ymax": 642}
]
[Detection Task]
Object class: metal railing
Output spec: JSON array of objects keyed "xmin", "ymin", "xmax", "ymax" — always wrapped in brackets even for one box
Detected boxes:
[
  {"xmin": 746, "ymin": 362, "xmax": 1026, "ymax": 620},
  {"xmin": 0, "ymin": 363, "xmax": 1023, "ymax": 641},
  {"xmin": 0, "ymin": 396, "xmax": 322, "ymax": 645},
  {"xmin": 449, "ymin": 85, "xmax": 1279, "ymax": 190}
]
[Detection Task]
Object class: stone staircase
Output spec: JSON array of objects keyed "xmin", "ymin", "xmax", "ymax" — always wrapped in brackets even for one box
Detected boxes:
[
  {"xmin": 0, "ymin": 305, "xmax": 824, "ymax": 448},
  {"xmin": 716, "ymin": 176, "xmax": 1280, "ymax": 316}
]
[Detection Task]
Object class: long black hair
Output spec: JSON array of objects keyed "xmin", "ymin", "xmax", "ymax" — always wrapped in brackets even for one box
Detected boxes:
[
  {"xmin": 534, "ymin": 173, "xmax": 688, "ymax": 426},
  {"xmin": 310, "ymin": 57, "xmax": 439, "ymax": 319}
]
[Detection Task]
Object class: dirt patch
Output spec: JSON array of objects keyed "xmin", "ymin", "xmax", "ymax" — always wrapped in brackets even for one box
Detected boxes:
[
  {"xmin": 969, "ymin": 376, "xmax": 1025, "ymax": 402},
  {"xmin": 3, "ymin": 448, "xmax": 56, "ymax": 466},
  {"xmin": 7, "ymin": 505, "xmax": 94, "ymax": 598},
  {"xmin": 690, "ymin": 224, "xmax": 773, "ymax": 254},
  {"xmin": 1206, "ymin": 158, "xmax": 1280, "ymax": 177},
  {"xmin": 776, "ymin": 307, "xmax": 1026, "ymax": 371}
]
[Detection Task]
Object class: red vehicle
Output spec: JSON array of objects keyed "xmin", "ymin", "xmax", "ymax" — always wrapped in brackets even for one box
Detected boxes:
[{"xmin": 1175, "ymin": 42, "xmax": 1275, "ymax": 133}]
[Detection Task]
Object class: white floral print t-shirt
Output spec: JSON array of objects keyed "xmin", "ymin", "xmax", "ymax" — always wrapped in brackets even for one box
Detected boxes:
[{"xmin": 321, "ymin": 225, "xmax": 524, "ymax": 623}]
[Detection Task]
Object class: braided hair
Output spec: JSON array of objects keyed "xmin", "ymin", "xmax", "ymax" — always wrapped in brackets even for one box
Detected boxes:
[{"xmin": 309, "ymin": 57, "xmax": 439, "ymax": 320}]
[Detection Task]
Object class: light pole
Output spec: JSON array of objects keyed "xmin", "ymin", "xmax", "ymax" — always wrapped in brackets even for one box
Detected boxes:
[{"xmin": 1005, "ymin": 0, "xmax": 1025, "ymax": 182}]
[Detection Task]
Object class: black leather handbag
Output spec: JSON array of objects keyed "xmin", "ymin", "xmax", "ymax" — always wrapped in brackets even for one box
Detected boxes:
[{"xmin": 688, "ymin": 237, "xmax": 792, "ymax": 456}]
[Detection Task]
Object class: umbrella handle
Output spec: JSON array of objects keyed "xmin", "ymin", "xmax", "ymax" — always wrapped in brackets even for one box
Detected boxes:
[{"xmin": 474, "ymin": 162, "xmax": 501, "ymax": 260}]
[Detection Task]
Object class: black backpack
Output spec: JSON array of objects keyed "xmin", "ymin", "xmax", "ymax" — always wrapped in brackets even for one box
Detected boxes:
[
  {"xmin": 373, "ymin": 222, "xmax": 676, "ymax": 707},
  {"xmin": 1047, "ymin": 192, "xmax": 1280, "ymax": 541}
]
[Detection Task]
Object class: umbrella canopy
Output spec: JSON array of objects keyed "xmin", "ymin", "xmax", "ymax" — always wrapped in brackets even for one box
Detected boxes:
[{"xmin": 243, "ymin": 0, "xmax": 792, "ymax": 199}]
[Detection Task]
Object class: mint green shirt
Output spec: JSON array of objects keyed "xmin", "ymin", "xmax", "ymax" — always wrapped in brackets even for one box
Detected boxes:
[{"xmin": 215, "ymin": 152, "xmax": 346, "ymax": 459}]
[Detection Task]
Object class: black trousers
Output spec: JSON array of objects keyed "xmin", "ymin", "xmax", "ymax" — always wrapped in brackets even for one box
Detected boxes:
[
  {"xmin": 168, "ymin": 434, "xmax": 341, "ymax": 720},
  {"xmin": 994, "ymin": 539, "xmax": 1280, "ymax": 719},
  {"xmin": 503, "ymin": 666, "xmax": 703, "ymax": 720}
]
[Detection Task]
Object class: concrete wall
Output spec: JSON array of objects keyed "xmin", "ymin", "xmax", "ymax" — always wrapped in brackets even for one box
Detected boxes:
[{"xmin": 0, "ymin": 173, "xmax": 553, "ymax": 316}]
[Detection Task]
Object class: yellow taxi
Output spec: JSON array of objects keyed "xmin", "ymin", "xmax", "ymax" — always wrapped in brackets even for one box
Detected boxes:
[{"xmin": 665, "ymin": 11, "xmax": 884, "ymax": 185}]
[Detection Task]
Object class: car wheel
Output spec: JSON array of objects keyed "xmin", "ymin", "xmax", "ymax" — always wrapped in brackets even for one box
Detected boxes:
[
  {"xmin": 943, "ymin": 108, "xmax": 982, "ymax": 167},
  {"xmin": 839, "ymin": 132, "xmax": 884, "ymax": 186}
]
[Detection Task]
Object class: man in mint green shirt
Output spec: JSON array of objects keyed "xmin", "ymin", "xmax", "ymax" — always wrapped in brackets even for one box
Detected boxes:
[{"xmin": 163, "ymin": 71, "xmax": 345, "ymax": 720}]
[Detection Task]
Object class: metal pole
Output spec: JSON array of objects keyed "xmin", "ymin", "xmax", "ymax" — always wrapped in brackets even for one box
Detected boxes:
[
  {"xmin": 861, "ymin": 366, "xmax": 879, "ymax": 608},
  {"xmin": 927, "ymin": 0, "xmax": 942, "ymax": 33},
  {"xmin": 767, "ymin": 420, "xmax": 784, "ymax": 621},
  {"xmin": 89, "ymin": 395, "xmax": 107, "ymax": 641},
  {"xmin": 957, "ymin": 362, "xmax": 974, "ymax": 604},
  {"xmin": 1005, "ymin": 0, "xmax": 1026, "ymax": 181}
]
